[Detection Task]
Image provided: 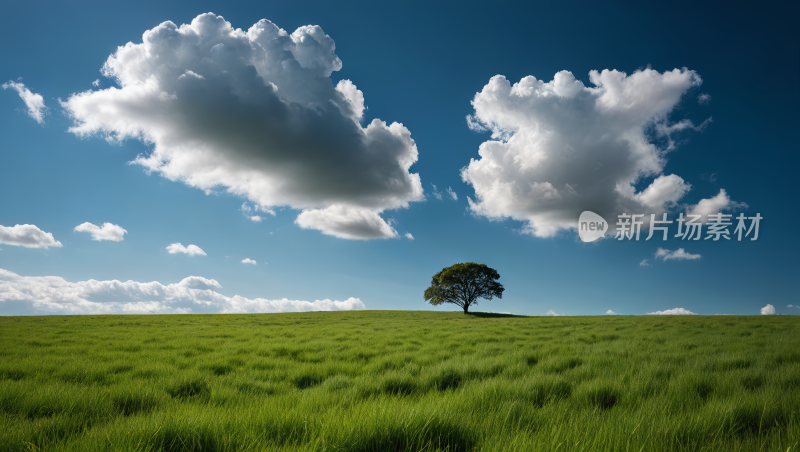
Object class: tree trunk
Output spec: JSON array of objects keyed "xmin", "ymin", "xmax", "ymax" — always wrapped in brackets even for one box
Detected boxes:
[{"xmin": 463, "ymin": 305, "xmax": 469, "ymax": 314}]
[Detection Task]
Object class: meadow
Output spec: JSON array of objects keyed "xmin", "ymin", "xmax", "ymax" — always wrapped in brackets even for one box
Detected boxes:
[{"xmin": 0, "ymin": 311, "xmax": 798, "ymax": 451}]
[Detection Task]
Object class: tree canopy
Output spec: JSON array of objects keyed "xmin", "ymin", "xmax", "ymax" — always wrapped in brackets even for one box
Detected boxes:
[{"xmin": 423, "ymin": 262, "xmax": 504, "ymax": 313}]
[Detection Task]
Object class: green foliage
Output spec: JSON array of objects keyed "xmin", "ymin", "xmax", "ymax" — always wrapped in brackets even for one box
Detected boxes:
[
  {"xmin": 424, "ymin": 262, "xmax": 505, "ymax": 313},
  {"xmin": 0, "ymin": 312, "xmax": 798, "ymax": 451}
]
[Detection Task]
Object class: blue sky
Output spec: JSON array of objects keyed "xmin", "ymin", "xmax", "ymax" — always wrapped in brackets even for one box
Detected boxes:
[{"xmin": 1, "ymin": 0, "xmax": 797, "ymax": 316}]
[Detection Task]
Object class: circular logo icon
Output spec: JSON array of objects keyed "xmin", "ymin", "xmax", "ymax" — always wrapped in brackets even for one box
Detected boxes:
[{"xmin": 578, "ymin": 211, "xmax": 607, "ymax": 243}]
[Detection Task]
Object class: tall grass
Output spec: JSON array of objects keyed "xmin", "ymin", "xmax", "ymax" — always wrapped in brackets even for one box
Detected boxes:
[{"xmin": 0, "ymin": 311, "xmax": 797, "ymax": 451}]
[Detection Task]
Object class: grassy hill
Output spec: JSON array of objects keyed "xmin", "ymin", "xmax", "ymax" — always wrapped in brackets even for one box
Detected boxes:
[{"xmin": 0, "ymin": 311, "xmax": 798, "ymax": 451}]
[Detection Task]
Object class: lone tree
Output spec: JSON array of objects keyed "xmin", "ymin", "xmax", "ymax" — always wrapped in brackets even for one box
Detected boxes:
[{"xmin": 424, "ymin": 262, "xmax": 504, "ymax": 314}]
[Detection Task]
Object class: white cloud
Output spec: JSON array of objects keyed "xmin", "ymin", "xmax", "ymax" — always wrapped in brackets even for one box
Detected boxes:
[
  {"xmin": 655, "ymin": 247, "xmax": 701, "ymax": 261},
  {"xmin": 61, "ymin": 13, "xmax": 423, "ymax": 240},
  {"xmin": 697, "ymin": 93, "xmax": 711, "ymax": 104},
  {"xmin": 545, "ymin": 309, "xmax": 560, "ymax": 316},
  {"xmin": 606, "ymin": 309, "xmax": 616, "ymax": 314},
  {"xmin": 74, "ymin": 222, "xmax": 127, "ymax": 241},
  {"xmin": 241, "ymin": 202, "xmax": 274, "ymax": 222},
  {"xmin": 653, "ymin": 118, "xmax": 712, "ymax": 152},
  {"xmin": 404, "ymin": 232, "xmax": 414, "ymax": 240},
  {"xmin": 335, "ymin": 79, "xmax": 365, "ymax": 122},
  {"xmin": 0, "ymin": 267, "xmax": 364, "ymax": 314},
  {"xmin": 2, "ymin": 81, "xmax": 48, "ymax": 123},
  {"xmin": 166, "ymin": 243, "xmax": 206, "ymax": 256},
  {"xmin": 639, "ymin": 259, "xmax": 651, "ymax": 267},
  {"xmin": 430, "ymin": 184, "xmax": 443, "ymax": 200},
  {"xmin": 241, "ymin": 258, "xmax": 257, "ymax": 265},
  {"xmin": 760, "ymin": 304, "xmax": 775, "ymax": 315},
  {"xmin": 0, "ymin": 224, "xmax": 62, "ymax": 248},
  {"xmin": 446, "ymin": 186, "xmax": 458, "ymax": 201},
  {"xmin": 295, "ymin": 204, "xmax": 398, "ymax": 240},
  {"xmin": 462, "ymin": 68, "xmax": 735, "ymax": 238},
  {"xmin": 647, "ymin": 307, "xmax": 697, "ymax": 315},
  {"xmin": 688, "ymin": 189, "xmax": 748, "ymax": 221},
  {"xmin": 92, "ymin": 79, "xmax": 101, "ymax": 87},
  {"xmin": 634, "ymin": 174, "xmax": 692, "ymax": 209},
  {"xmin": 430, "ymin": 184, "xmax": 457, "ymax": 202}
]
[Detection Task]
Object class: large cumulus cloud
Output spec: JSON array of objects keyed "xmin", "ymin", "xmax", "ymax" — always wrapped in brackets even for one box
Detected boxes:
[
  {"xmin": 61, "ymin": 13, "xmax": 422, "ymax": 239},
  {"xmin": 0, "ymin": 267, "xmax": 365, "ymax": 314},
  {"xmin": 462, "ymin": 68, "xmax": 742, "ymax": 237}
]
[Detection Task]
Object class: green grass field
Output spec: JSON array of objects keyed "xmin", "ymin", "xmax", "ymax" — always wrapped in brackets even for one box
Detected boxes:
[{"xmin": 0, "ymin": 311, "xmax": 798, "ymax": 451}]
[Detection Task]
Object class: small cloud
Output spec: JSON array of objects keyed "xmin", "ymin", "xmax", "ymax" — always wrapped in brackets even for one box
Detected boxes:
[
  {"xmin": 430, "ymin": 184, "xmax": 443, "ymax": 200},
  {"xmin": 446, "ymin": 186, "xmax": 458, "ymax": 201},
  {"xmin": 760, "ymin": 304, "xmax": 775, "ymax": 315},
  {"xmin": 166, "ymin": 243, "xmax": 206, "ymax": 256},
  {"xmin": 639, "ymin": 259, "xmax": 650, "ymax": 267},
  {"xmin": 404, "ymin": 232, "xmax": 414, "ymax": 240},
  {"xmin": 647, "ymin": 307, "xmax": 697, "ymax": 315},
  {"xmin": 687, "ymin": 189, "xmax": 747, "ymax": 221},
  {"xmin": 92, "ymin": 79, "xmax": 100, "ymax": 87},
  {"xmin": 74, "ymin": 222, "xmax": 127, "ymax": 241},
  {"xmin": 655, "ymin": 248, "xmax": 701, "ymax": 261},
  {"xmin": 241, "ymin": 258, "xmax": 257, "ymax": 265},
  {"xmin": 241, "ymin": 202, "xmax": 274, "ymax": 222},
  {"xmin": 295, "ymin": 205, "xmax": 399, "ymax": 240},
  {"xmin": 2, "ymin": 80, "xmax": 48, "ymax": 123},
  {"xmin": 788, "ymin": 304, "xmax": 795, "ymax": 308},
  {"xmin": 606, "ymin": 310, "xmax": 616, "ymax": 315},
  {"xmin": 697, "ymin": 93, "xmax": 712, "ymax": 105},
  {"xmin": 545, "ymin": 309, "xmax": 560, "ymax": 316},
  {"xmin": 178, "ymin": 70, "xmax": 205, "ymax": 81},
  {"xmin": 255, "ymin": 205, "xmax": 276, "ymax": 216},
  {"xmin": 0, "ymin": 224, "xmax": 62, "ymax": 248},
  {"xmin": 700, "ymin": 172, "xmax": 718, "ymax": 183},
  {"xmin": 430, "ymin": 184, "xmax": 457, "ymax": 202}
]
